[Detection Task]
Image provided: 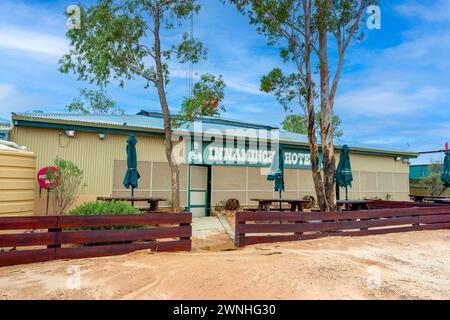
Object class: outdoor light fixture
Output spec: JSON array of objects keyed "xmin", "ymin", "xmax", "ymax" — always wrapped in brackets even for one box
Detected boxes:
[
  {"xmin": 98, "ymin": 133, "xmax": 106, "ymax": 140},
  {"xmin": 64, "ymin": 130, "xmax": 76, "ymax": 138},
  {"xmin": 395, "ymin": 156, "xmax": 402, "ymax": 161}
]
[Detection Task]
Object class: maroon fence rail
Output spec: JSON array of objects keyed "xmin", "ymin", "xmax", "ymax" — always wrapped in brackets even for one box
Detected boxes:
[
  {"xmin": 235, "ymin": 206, "xmax": 450, "ymax": 247},
  {"xmin": 0, "ymin": 212, "xmax": 192, "ymax": 267},
  {"xmin": 367, "ymin": 200, "xmax": 446, "ymax": 209}
]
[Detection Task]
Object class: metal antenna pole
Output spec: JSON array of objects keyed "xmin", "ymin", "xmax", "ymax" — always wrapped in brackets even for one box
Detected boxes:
[{"xmin": 189, "ymin": 12, "xmax": 194, "ymax": 98}]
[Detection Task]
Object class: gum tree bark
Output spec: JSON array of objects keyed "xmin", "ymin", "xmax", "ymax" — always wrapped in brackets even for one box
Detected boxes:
[
  {"xmin": 317, "ymin": 0, "xmax": 335, "ymax": 211},
  {"xmin": 230, "ymin": 0, "xmax": 373, "ymax": 211},
  {"xmin": 60, "ymin": 0, "xmax": 225, "ymax": 212},
  {"xmin": 153, "ymin": 8, "xmax": 180, "ymax": 211}
]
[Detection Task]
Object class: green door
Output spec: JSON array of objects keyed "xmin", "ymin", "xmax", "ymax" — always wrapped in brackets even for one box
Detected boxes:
[{"xmin": 188, "ymin": 165, "xmax": 211, "ymax": 217}]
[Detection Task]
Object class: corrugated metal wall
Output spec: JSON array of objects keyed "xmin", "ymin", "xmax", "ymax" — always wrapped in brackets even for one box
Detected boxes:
[
  {"xmin": 10, "ymin": 126, "xmax": 411, "ymax": 211},
  {"xmin": 10, "ymin": 126, "xmax": 171, "ymax": 196},
  {"xmin": 211, "ymin": 153, "xmax": 411, "ymax": 206}
]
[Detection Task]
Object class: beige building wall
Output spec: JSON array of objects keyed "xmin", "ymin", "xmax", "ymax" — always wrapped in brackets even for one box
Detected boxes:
[
  {"xmin": 211, "ymin": 152, "xmax": 410, "ymax": 206},
  {"xmin": 340, "ymin": 152, "xmax": 410, "ymax": 201},
  {"xmin": 10, "ymin": 125, "xmax": 411, "ymax": 214},
  {"xmin": 10, "ymin": 126, "xmax": 186, "ymax": 213},
  {"xmin": 111, "ymin": 160, "xmax": 189, "ymax": 208}
]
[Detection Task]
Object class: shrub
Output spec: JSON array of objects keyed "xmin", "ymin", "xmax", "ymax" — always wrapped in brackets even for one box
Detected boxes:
[
  {"xmin": 67, "ymin": 200, "xmax": 140, "ymax": 216},
  {"xmin": 66, "ymin": 201, "xmax": 142, "ymax": 231},
  {"xmin": 51, "ymin": 157, "xmax": 85, "ymax": 214}
]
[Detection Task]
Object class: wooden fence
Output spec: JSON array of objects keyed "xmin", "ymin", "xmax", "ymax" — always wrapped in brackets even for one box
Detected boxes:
[
  {"xmin": 367, "ymin": 200, "xmax": 446, "ymax": 209},
  {"xmin": 235, "ymin": 206, "xmax": 450, "ymax": 247},
  {"xmin": 0, "ymin": 213, "xmax": 192, "ymax": 267}
]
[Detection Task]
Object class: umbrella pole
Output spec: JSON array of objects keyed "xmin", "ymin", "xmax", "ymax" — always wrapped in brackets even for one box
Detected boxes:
[
  {"xmin": 131, "ymin": 187, "xmax": 135, "ymax": 206},
  {"xmin": 345, "ymin": 187, "xmax": 348, "ymax": 201}
]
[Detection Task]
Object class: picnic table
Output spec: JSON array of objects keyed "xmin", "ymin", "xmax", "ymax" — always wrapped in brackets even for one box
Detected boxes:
[
  {"xmin": 97, "ymin": 196, "xmax": 167, "ymax": 211},
  {"xmin": 250, "ymin": 198, "xmax": 312, "ymax": 212},
  {"xmin": 409, "ymin": 194, "xmax": 449, "ymax": 202},
  {"xmin": 431, "ymin": 198, "xmax": 450, "ymax": 204},
  {"xmin": 337, "ymin": 199, "xmax": 372, "ymax": 211}
]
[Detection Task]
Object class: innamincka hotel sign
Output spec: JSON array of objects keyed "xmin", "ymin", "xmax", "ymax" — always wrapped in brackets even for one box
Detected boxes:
[{"xmin": 186, "ymin": 141, "xmax": 318, "ymax": 169}]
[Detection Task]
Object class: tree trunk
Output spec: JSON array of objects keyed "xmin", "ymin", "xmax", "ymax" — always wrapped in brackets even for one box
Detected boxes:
[
  {"xmin": 301, "ymin": 0, "xmax": 327, "ymax": 211},
  {"xmin": 318, "ymin": 3, "xmax": 336, "ymax": 212},
  {"xmin": 153, "ymin": 9, "xmax": 180, "ymax": 212},
  {"xmin": 307, "ymin": 104, "xmax": 327, "ymax": 211},
  {"xmin": 305, "ymin": 60, "xmax": 327, "ymax": 211}
]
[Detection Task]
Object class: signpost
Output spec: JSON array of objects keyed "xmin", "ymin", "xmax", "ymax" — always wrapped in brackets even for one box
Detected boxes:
[{"xmin": 37, "ymin": 166, "xmax": 61, "ymax": 216}]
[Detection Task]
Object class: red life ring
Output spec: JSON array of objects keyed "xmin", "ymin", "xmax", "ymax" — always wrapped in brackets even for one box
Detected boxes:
[{"xmin": 37, "ymin": 166, "xmax": 61, "ymax": 189}]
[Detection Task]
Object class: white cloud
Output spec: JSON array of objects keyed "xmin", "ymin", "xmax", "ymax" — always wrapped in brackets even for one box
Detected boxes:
[
  {"xmin": 383, "ymin": 32, "xmax": 450, "ymax": 67},
  {"xmin": 169, "ymin": 64, "xmax": 266, "ymax": 95},
  {"xmin": 0, "ymin": 84, "xmax": 14, "ymax": 99},
  {"xmin": 335, "ymin": 84, "xmax": 443, "ymax": 116},
  {"xmin": 0, "ymin": 84, "xmax": 46, "ymax": 119},
  {"xmin": 242, "ymin": 105, "xmax": 264, "ymax": 113},
  {"xmin": 0, "ymin": 26, "xmax": 68, "ymax": 57},
  {"xmin": 395, "ymin": 0, "xmax": 450, "ymax": 23}
]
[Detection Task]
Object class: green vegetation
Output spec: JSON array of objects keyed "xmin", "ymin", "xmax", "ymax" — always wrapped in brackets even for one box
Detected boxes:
[
  {"xmin": 282, "ymin": 113, "xmax": 343, "ymax": 139},
  {"xmin": 51, "ymin": 157, "xmax": 85, "ymax": 214},
  {"xmin": 66, "ymin": 88, "xmax": 123, "ymax": 115},
  {"xmin": 66, "ymin": 200, "xmax": 140, "ymax": 216},
  {"xmin": 229, "ymin": 0, "xmax": 375, "ymax": 211},
  {"xmin": 59, "ymin": 0, "xmax": 226, "ymax": 211},
  {"xmin": 176, "ymin": 73, "xmax": 226, "ymax": 124},
  {"xmin": 415, "ymin": 162, "xmax": 449, "ymax": 196},
  {"xmin": 66, "ymin": 201, "xmax": 143, "ymax": 232}
]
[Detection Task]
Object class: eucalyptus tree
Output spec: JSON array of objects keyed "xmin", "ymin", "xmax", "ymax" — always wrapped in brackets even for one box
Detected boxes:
[
  {"xmin": 282, "ymin": 113, "xmax": 343, "ymax": 139},
  {"xmin": 230, "ymin": 0, "xmax": 376, "ymax": 211},
  {"xmin": 60, "ymin": 0, "xmax": 225, "ymax": 211},
  {"xmin": 66, "ymin": 88, "xmax": 123, "ymax": 114}
]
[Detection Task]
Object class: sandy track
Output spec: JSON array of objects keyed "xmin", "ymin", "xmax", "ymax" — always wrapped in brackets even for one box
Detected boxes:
[{"xmin": 0, "ymin": 230, "xmax": 449, "ymax": 300}]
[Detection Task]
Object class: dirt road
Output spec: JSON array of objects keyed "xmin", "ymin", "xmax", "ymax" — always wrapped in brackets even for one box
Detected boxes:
[{"xmin": 0, "ymin": 230, "xmax": 449, "ymax": 300}]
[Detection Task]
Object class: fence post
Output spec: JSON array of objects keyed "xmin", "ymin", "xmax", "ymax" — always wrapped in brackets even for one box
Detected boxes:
[
  {"xmin": 294, "ymin": 212, "xmax": 303, "ymax": 239},
  {"xmin": 235, "ymin": 212, "xmax": 244, "ymax": 247},
  {"xmin": 47, "ymin": 216, "xmax": 61, "ymax": 250},
  {"xmin": 360, "ymin": 211, "xmax": 370, "ymax": 231},
  {"xmin": 180, "ymin": 213, "xmax": 192, "ymax": 251}
]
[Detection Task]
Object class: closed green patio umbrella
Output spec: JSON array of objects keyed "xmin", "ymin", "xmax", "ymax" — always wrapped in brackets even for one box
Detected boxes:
[
  {"xmin": 336, "ymin": 145, "xmax": 353, "ymax": 200},
  {"xmin": 267, "ymin": 147, "xmax": 285, "ymax": 209},
  {"xmin": 123, "ymin": 136, "xmax": 140, "ymax": 205},
  {"xmin": 441, "ymin": 150, "xmax": 450, "ymax": 188}
]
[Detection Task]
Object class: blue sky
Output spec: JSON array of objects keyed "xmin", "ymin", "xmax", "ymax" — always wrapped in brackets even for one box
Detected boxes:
[{"xmin": 0, "ymin": 0, "xmax": 449, "ymax": 164}]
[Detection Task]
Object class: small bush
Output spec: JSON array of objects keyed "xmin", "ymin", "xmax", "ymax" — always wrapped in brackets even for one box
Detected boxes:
[
  {"xmin": 67, "ymin": 200, "xmax": 140, "ymax": 216},
  {"xmin": 66, "ymin": 201, "xmax": 142, "ymax": 231},
  {"xmin": 51, "ymin": 157, "xmax": 85, "ymax": 214}
]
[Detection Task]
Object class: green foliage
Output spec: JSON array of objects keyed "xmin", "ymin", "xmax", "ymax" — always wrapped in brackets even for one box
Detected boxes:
[
  {"xmin": 282, "ymin": 114, "xmax": 308, "ymax": 134},
  {"xmin": 230, "ymin": 0, "xmax": 377, "ymax": 118},
  {"xmin": 66, "ymin": 88, "xmax": 123, "ymax": 114},
  {"xmin": 59, "ymin": 0, "xmax": 212, "ymax": 88},
  {"xmin": 67, "ymin": 200, "xmax": 140, "ymax": 216},
  {"xmin": 261, "ymin": 68, "xmax": 306, "ymax": 111},
  {"xmin": 66, "ymin": 201, "xmax": 143, "ymax": 239},
  {"xmin": 418, "ymin": 162, "xmax": 447, "ymax": 196},
  {"xmin": 51, "ymin": 157, "xmax": 85, "ymax": 214},
  {"xmin": 175, "ymin": 73, "xmax": 226, "ymax": 125},
  {"xmin": 282, "ymin": 113, "xmax": 343, "ymax": 139}
]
